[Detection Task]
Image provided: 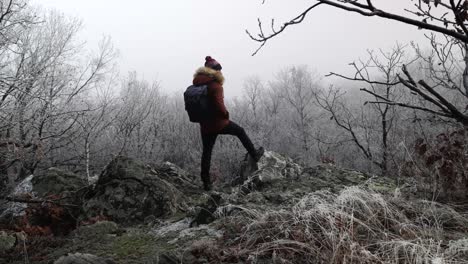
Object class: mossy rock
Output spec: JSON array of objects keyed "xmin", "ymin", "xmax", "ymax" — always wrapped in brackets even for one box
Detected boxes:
[
  {"xmin": 73, "ymin": 221, "xmax": 119, "ymax": 238},
  {"xmin": 32, "ymin": 168, "xmax": 87, "ymax": 197},
  {"xmin": 83, "ymin": 157, "xmax": 185, "ymax": 225},
  {"xmin": 104, "ymin": 230, "xmax": 183, "ymax": 263},
  {"xmin": 241, "ymin": 151, "xmax": 303, "ymax": 193},
  {"xmin": 155, "ymin": 162, "xmax": 198, "ymax": 191},
  {"xmin": 0, "ymin": 231, "xmax": 16, "ymax": 252},
  {"xmin": 110, "ymin": 233, "xmax": 157, "ymax": 258}
]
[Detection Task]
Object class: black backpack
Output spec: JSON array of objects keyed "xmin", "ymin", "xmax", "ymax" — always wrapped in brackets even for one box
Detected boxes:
[{"xmin": 184, "ymin": 84, "xmax": 212, "ymax": 123}]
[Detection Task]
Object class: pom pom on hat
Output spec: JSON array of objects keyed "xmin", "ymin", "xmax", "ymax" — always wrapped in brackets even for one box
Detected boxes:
[{"xmin": 205, "ymin": 56, "xmax": 222, "ymax": 71}]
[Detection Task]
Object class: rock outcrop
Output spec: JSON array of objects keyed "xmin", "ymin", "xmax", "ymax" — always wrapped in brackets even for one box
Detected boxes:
[
  {"xmin": 83, "ymin": 156, "xmax": 186, "ymax": 224},
  {"xmin": 156, "ymin": 161, "xmax": 199, "ymax": 192},
  {"xmin": 72, "ymin": 221, "xmax": 120, "ymax": 238},
  {"xmin": 32, "ymin": 168, "xmax": 87, "ymax": 197},
  {"xmin": 234, "ymin": 151, "xmax": 397, "ymax": 210},
  {"xmin": 3, "ymin": 150, "xmax": 445, "ymax": 264},
  {"xmin": 241, "ymin": 151, "xmax": 303, "ymax": 193},
  {"xmin": 0, "ymin": 168, "xmax": 86, "ymax": 226},
  {"xmin": 0, "ymin": 175, "xmax": 34, "ymax": 222}
]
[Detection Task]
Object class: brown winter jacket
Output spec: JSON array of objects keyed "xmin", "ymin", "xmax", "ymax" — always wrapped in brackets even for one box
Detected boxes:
[{"xmin": 192, "ymin": 67, "xmax": 230, "ymax": 134}]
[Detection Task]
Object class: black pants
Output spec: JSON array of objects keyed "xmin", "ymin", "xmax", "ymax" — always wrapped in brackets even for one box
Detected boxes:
[{"xmin": 201, "ymin": 121, "xmax": 256, "ymax": 184}]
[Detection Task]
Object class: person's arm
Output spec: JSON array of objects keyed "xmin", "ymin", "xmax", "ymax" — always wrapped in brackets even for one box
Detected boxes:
[{"xmin": 209, "ymin": 83, "xmax": 229, "ymax": 118}]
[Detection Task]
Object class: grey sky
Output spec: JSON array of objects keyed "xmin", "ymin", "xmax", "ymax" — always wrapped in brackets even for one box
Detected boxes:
[{"xmin": 31, "ymin": 0, "xmax": 428, "ymax": 97}]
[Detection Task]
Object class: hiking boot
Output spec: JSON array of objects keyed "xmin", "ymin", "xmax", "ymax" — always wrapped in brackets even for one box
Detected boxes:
[{"xmin": 253, "ymin": 147, "xmax": 265, "ymax": 162}]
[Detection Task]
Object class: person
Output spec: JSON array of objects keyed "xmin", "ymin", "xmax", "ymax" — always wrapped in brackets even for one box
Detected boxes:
[{"xmin": 192, "ymin": 56, "xmax": 264, "ymax": 191}]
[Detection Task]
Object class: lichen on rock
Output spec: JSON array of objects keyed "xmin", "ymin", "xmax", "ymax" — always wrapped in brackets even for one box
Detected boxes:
[
  {"xmin": 82, "ymin": 156, "xmax": 186, "ymax": 224},
  {"xmin": 32, "ymin": 168, "xmax": 87, "ymax": 197},
  {"xmin": 73, "ymin": 221, "xmax": 119, "ymax": 238},
  {"xmin": 0, "ymin": 231, "xmax": 16, "ymax": 252},
  {"xmin": 241, "ymin": 151, "xmax": 303, "ymax": 192}
]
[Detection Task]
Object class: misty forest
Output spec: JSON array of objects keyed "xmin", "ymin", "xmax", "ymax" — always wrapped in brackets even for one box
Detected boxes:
[{"xmin": 0, "ymin": 0, "xmax": 468, "ymax": 263}]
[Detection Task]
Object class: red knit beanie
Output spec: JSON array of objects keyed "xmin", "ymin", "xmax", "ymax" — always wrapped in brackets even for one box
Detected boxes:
[{"xmin": 205, "ymin": 56, "xmax": 222, "ymax": 71}]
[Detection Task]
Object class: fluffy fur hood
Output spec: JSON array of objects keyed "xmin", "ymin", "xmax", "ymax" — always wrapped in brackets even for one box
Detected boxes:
[{"xmin": 194, "ymin": 67, "xmax": 225, "ymax": 85}]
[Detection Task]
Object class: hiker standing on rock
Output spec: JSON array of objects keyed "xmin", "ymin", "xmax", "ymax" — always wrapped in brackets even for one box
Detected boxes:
[{"xmin": 185, "ymin": 56, "xmax": 264, "ymax": 191}]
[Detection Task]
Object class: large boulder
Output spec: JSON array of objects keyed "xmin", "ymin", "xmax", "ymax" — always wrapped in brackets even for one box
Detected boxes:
[
  {"xmin": 29, "ymin": 168, "xmax": 86, "ymax": 229},
  {"xmin": 0, "ymin": 169, "xmax": 87, "ymax": 235},
  {"xmin": 241, "ymin": 151, "xmax": 397, "ymax": 195},
  {"xmin": 234, "ymin": 151, "xmax": 398, "ymax": 210},
  {"xmin": 1, "ymin": 168, "xmax": 86, "ymax": 223},
  {"xmin": 154, "ymin": 162, "xmax": 199, "ymax": 194},
  {"xmin": 241, "ymin": 150, "xmax": 303, "ymax": 192},
  {"xmin": 83, "ymin": 157, "xmax": 185, "ymax": 224},
  {"xmin": 32, "ymin": 168, "xmax": 87, "ymax": 197},
  {"xmin": 0, "ymin": 175, "xmax": 34, "ymax": 221}
]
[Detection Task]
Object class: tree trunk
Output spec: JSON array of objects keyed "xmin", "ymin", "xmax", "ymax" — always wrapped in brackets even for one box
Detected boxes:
[
  {"xmin": 381, "ymin": 116, "xmax": 388, "ymax": 176},
  {"xmin": 85, "ymin": 137, "xmax": 90, "ymax": 183},
  {"xmin": 464, "ymin": 44, "xmax": 468, "ymax": 97}
]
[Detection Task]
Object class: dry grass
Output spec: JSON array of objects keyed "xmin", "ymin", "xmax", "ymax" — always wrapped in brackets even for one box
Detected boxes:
[{"xmin": 207, "ymin": 186, "xmax": 468, "ymax": 264}]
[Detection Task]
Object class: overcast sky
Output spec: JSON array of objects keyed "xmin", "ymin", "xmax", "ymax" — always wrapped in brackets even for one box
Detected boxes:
[{"xmin": 31, "ymin": 0, "xmax": 429, "ymax": 97}]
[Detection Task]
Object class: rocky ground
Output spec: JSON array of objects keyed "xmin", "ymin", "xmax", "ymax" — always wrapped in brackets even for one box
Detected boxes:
[{"xmin": 0, "ymin": 151, "xmax": 467, "ymax": 263}]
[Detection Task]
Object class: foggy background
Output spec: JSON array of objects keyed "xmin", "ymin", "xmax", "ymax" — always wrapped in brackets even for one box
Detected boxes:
[
  {"xmin": 1, "ymin": 0, "xmax": 466, "ymax": 200},
  {"xmin": 2, "ymin": 1, "xmax": 468, "ymax": 262},
  {"xmin": 31, "ymin": 0, "xmax": 428, "ymax": 97}
]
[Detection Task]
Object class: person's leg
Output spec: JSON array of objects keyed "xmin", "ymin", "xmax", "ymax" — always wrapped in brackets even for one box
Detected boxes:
[
  {"xmin": 201, "ymin": 132, "xmax": 218, "ymax": 190},
  {"xmin": 219, "ymin": 121, "xmax": 262, "ymax": 160}
]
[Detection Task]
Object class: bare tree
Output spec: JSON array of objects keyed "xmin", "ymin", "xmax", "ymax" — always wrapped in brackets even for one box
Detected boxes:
[
  {"xmin": 318, "ymin": 45, "xmax": 415, "ymax": 175},
  {"xmin": 0, "ymin": 8, "xmax": 116, "ymax": 186},
  {"xmin": 112, "ymin": 72, "xmax": 162, "ymax": 159},
  {"xmin": 73, "ymin": 72, "xmax": 118, "ymax": 182},
  {"xmin": 248, "ymin": 0, "xmax": 468, "ymax": 126},
  {"xmin": 243, "ymin": 75, "xmax": 264, "ymax": 128},
  {"xmin": 270, "ymin": 66, "xmax": 320, "ymax": 157},
  {"xmin": 0, "ymin": 0, "xmax": 34, "ymax": 49}
]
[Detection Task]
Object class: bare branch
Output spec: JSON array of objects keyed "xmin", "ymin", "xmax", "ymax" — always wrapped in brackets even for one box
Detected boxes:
[
  {"xmin": 366, "ymin": 101, "xmax": 453, "ymax": 117},
  {"xmin": 418, "ymin": 79, "xmax": 468, "ymax": 124},
  {"xmin": 246, "ymin": 2, "xmax": 323, "ymax": 56},
  {"xmin": 248, "ymin": 0, "xmax": 468, "ymax": 55},
  {"xmin": 327, "ymin": 72, "xmax": 400, "ymax": 86}
]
